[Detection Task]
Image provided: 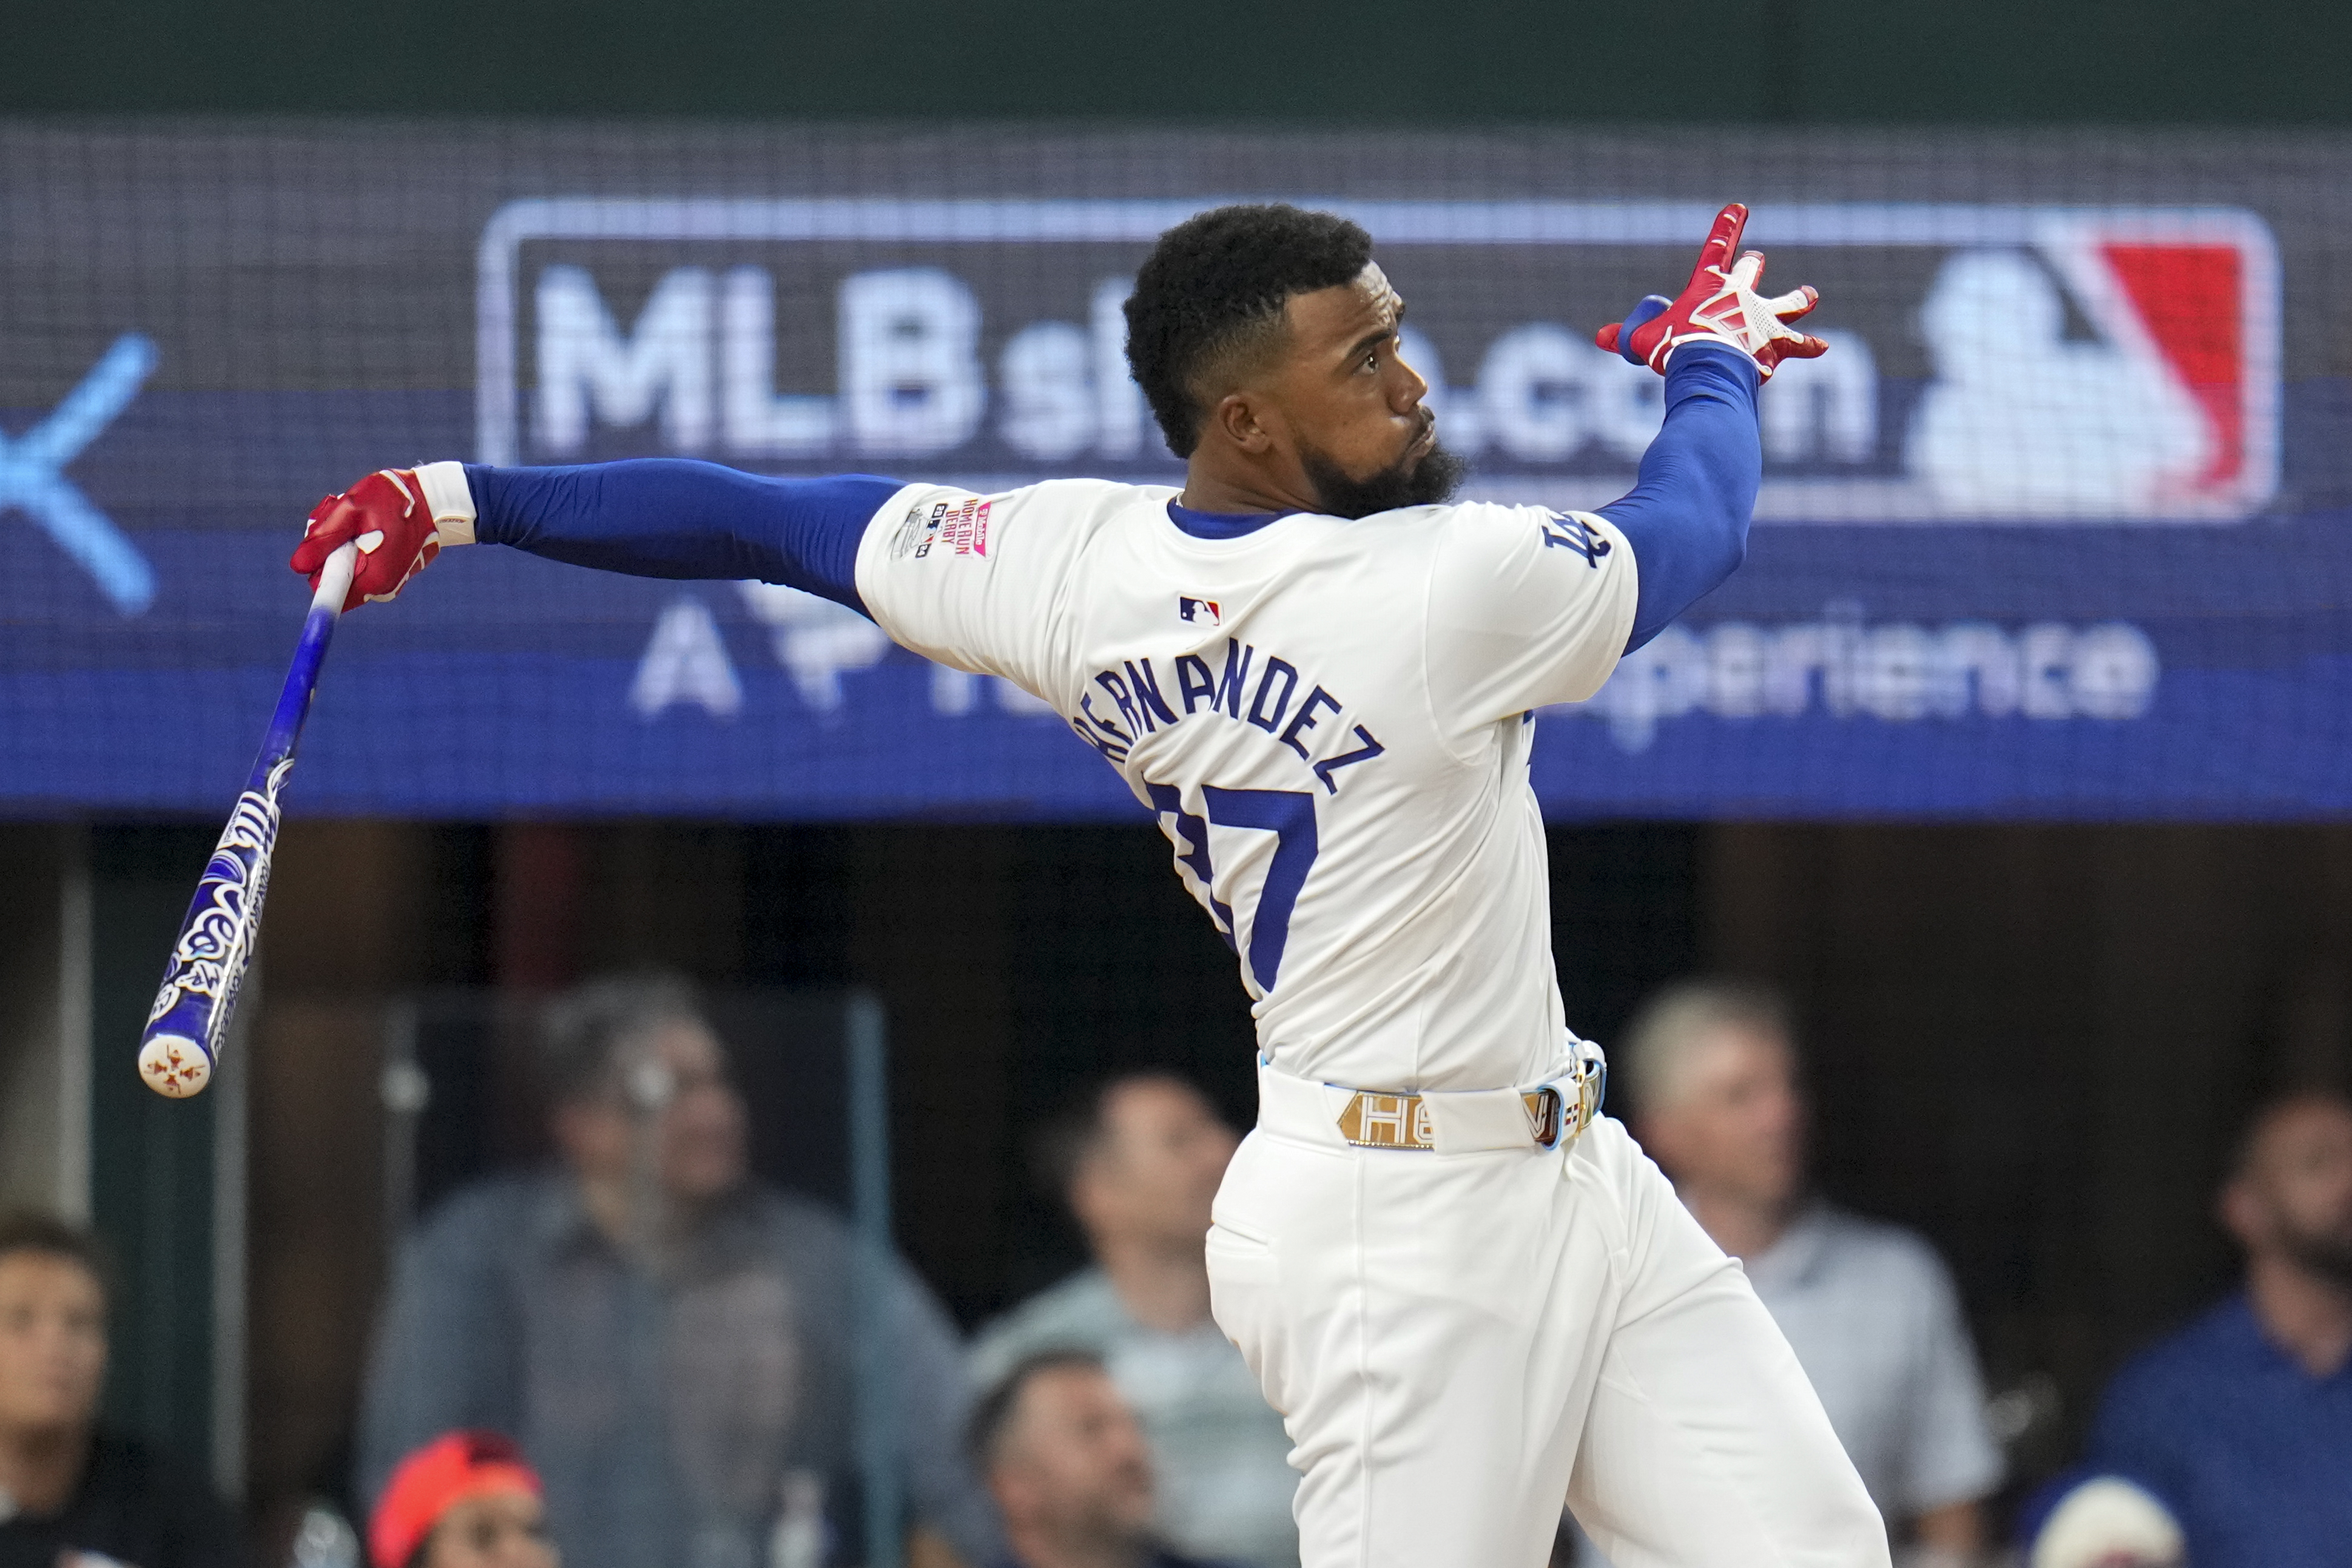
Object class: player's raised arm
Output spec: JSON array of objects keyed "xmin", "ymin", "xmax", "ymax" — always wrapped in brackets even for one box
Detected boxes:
[
  {"xmin": 1596, "ymin": 201, "xmax": 1826, "ymax": 652},
  {"xmin": 1426, "ymin": 203, "xmax": 1824, "ymax": 725},
  {"xmin": 288, "ymin": 459, "xmax": 906, "ymax": 616}
]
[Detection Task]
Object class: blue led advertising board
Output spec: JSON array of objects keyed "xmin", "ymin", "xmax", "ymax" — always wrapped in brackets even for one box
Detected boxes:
[{"xmin": 2, "ymin": 126, "xmax": 2348, "ymax": 819}]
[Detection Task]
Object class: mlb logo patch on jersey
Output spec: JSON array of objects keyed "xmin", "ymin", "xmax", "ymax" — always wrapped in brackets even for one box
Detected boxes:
[{"xmin": 1179, "ymin": 596, "xmax": 1221, "ymax": 626}]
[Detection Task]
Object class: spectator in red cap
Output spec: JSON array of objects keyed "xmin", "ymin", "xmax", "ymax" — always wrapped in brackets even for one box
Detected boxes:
[
  {"xmin": 359, "ymin": 975, "xmax": 996, "ymax": 1568},
  {"xmin": 368, "ymin": 1433, "xmax": 554, "ymax": 1568}
]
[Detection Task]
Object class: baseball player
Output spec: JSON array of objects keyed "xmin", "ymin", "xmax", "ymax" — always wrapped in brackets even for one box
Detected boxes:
[{"xmin": 295, "ymin": 202, "xmax": 1886, "ymax": 1567}]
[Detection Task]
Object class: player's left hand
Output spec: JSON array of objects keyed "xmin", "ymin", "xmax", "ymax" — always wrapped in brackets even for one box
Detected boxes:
[
  {"xmin": 290, "ymin": 468, "xmax": 442, "ymax": 611},
  {"xmin": 1597, "ymin": 203, "xmax": 1827, "ymax": 380}
]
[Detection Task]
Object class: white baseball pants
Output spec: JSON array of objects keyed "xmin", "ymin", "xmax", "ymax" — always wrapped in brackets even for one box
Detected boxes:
[{"xmin": 1205, "ymin": 1065, "xmax": 1890, "ymax": 1568}]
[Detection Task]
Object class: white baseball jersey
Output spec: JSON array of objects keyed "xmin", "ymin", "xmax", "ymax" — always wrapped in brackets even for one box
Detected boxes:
[{"xmin": 855, "ymin": 478, "xmax": 1637, "ymax": 1094}]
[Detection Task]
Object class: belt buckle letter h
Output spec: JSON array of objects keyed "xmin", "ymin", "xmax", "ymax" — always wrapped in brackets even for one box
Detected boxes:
[
  {"xmin": 1343, "ymin": 1092, "xmax": 1431, "ymax": 1149},
  {"xmin": 1358, "ymin": 1095, "xmax": 1410, "ymax": 1145}
]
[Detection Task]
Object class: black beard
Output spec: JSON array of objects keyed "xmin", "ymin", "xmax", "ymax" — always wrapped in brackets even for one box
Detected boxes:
[
  {"xmin": 2280, "ymin": 1223, "xmax": 2352, "ymax": 1290},
  {"xmin": 1299, "ymin": 439, "xmax": 1468, "ymax": 519}
]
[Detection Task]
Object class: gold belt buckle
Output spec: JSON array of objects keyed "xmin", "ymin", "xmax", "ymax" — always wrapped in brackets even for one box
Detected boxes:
[
  {"xmin": 1335, "ymin": 1088, "xmax": 1566, "ymax": 1150},
  {"xmin": 1336, "ymin": 1091, "xmax": 1435, "ymax": 1149}
]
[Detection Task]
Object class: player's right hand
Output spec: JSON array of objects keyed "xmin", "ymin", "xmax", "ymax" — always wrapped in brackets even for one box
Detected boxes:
[
  {"xmin": 1596, "ymin": 203, "xmax": 1827, "ymax": 380},
  {"xmin": 290, "ymin": 468, "xmax": 444, "ymax": 611}
]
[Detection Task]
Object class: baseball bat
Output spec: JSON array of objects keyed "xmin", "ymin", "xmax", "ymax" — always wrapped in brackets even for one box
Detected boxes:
[{"xmin": 138, "ymin": 540, "xmax": 359, "ymax": 1098}]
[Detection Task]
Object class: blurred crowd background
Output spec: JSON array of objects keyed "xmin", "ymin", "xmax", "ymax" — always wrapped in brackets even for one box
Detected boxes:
[
  {"xmin": 8, "ymin": 822, "xmax": 2350, "ymax": 1568},
  {"xmin": 8, "ymin": 1, "xmax": 2352, "ymax": 1566}
]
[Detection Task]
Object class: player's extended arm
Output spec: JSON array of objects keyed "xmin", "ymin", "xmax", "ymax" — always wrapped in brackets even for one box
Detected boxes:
[
  {"xmin": 1601, "ymin": 346, "xmax": 1761, "ymax": 653},
  {"xmin": 1593, "ymin": 201, "xmax": 1826, "ymax": 653},
  {"xmin": 289, "ymin": 459, "xmax": 902, "ymax": 615}
]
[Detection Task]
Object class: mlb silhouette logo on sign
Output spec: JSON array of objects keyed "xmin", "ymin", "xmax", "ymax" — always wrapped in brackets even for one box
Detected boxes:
[{"xmin": 1908, "ymin": 214, "xmax": 2278, "ymax": 519}]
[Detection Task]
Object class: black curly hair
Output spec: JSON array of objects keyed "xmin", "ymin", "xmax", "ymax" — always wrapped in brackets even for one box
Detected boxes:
[{"xmin": 1123, "ymin": 204, "xmax": 1376, "ymax": 457}]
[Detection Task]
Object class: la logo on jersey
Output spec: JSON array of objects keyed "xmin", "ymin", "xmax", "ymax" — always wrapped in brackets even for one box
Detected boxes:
[
  {"xmin": 1179, "ymin": 596, "xmax": 1221, "ymax": 626},
  {"xmin": 1540, "ymin": 513, "xmax": 1610, "ymax": 565}
]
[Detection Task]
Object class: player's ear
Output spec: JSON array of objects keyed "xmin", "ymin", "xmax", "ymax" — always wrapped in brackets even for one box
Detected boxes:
[{"xmin": 1211, "ymin": 391, "xmax": 1275, "ymax": 454}]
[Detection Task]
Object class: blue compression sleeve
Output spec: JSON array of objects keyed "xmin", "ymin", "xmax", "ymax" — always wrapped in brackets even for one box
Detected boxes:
[
  {"xmin": 465, "ymin": 461, "xmax": 903, "ymax": 617},
  {"xmin": 1599, "ymin": 344, "xmax": 1762, "ymax": 653}
]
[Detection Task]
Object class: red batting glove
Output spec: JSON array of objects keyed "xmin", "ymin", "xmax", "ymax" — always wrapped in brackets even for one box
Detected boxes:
[
  {"xmin": 289, "ymin": 468, "xmax": 442, "ymax": 611},
  {"xmin": 1596, "ymin": 203, "xmax": 1827, "ymax": 380}
]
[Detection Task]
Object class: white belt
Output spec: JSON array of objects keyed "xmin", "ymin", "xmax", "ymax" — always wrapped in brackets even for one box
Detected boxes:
[{"xmin": 1254, "ymin": 1039, "xmax": 1606, "ymax": 1156}]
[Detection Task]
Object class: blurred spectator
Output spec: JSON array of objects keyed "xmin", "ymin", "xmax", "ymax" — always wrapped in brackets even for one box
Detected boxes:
[
  {"xmin": 969, "ymin": 1353, "xmax": 1238, "ymax": 1568},
  {"xmin": 1620, "ymin": 981, "xmax": 2001, "ymax": 1563},
  {"xmin": 2084, "ymin": 1088, "xmax": 2352, "ymax": 1567},
  {"xmin": 358, "ymin": 975, "xmax": 997, "ymax": 1568},
  {"xmin": 971, "ymin": 1078, "xmax": 1293, "ymax": 1568},
  {"xmin": 0, "ymin": 1211, "xmax": 242, "ymax": 1568},
  {"xmin": 366, "ymin": 1433, "xmax": 553, "ymax": 1568}
]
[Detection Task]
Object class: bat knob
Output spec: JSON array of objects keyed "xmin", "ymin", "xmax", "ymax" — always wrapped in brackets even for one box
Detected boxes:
[{"xmin": 138, "ymin": 1034, "xmax": 212, "ymax": 1099}]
